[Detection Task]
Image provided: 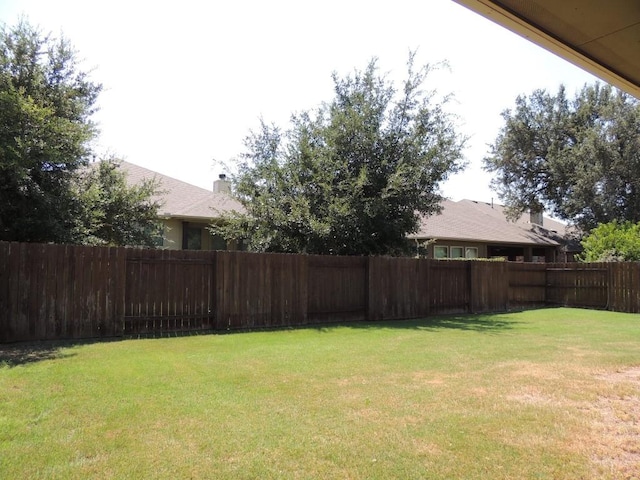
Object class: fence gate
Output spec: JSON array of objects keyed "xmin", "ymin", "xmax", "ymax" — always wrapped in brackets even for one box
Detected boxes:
[{"xmin": 123, "ymin": 250, "xmax": 216, "ymax": 335}]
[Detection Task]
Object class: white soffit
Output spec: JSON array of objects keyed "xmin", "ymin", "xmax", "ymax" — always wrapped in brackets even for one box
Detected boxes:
[{"xmin": 452, "ymin": 0, "xmax": 640, "ymax": 99}]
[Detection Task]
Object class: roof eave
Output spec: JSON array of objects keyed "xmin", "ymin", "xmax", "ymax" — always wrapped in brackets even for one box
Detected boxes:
[
  {"xmin": 408, "ymin": 235, "xmax": 560, "ymax": 247},
  {"xmin": 160, "ymin": 214, "xmax": 215, "ymax": 223},
  {"xmin": 451, "ymin": 0, "xmax": 640, "ymax": 99}
]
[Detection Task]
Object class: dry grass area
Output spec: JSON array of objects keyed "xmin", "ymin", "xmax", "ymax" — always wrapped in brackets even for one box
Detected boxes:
[
  {"xmin": 507, "ymin": 364, "xmax": 640, "ymax": 479},
  {"xmin": 590, "ymin": 367, "xmax": 640, "ymax": 479}
]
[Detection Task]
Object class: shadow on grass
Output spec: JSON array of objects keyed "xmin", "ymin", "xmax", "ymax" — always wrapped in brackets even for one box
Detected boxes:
[
  {"xmin": 0, "ymin": 338, "xmax": 123, "ymax": 368},
  {"xmin": 0, "ymin": 343, "xmax": 75, "ymax": 368},
  {"xmin": 379, "ymin": 314, "xmax": 519, "ymax": 332},
  {"xmin": 1, "ymin": 313, "xmax": 524, "ymax": 363},
  {"xmin": 318, "ymin": 311, "xmax": 523, "ymax": 334},
  {"xmin": 191, "ymin": 311, "xmax": 525, "ymax": 337}
]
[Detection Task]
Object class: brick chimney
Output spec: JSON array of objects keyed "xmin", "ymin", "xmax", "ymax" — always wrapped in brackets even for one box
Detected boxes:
[
  {"xmin": 530, "ymin": 210, "xmax": 543, "ymax": 226},
  {"xmin": 213, "ymin": 174, "xmax": 231, "ymax": 194}
]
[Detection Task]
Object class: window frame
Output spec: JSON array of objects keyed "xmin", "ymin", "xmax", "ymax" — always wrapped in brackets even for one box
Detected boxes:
[
  {"xmin": 465, "ymin": 247, "xmax": 479, "ymax": 259},
  {"xmin": 434, "ymin": 245, "xmax": 449, "ymax": 259}
]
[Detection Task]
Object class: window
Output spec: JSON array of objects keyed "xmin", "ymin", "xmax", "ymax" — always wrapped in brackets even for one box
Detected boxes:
[
  {"xmin": 183, "ymin": 224, "xmax": 202, "ymax": 250},
  {"xmin": 465, "ymin": 247, "xmax": 478, "ymax": 259},
  {"xmin": 434, "ymin": 246, "xmax": 448, "ymax": 259},
  {"xmin": 450, "ymin": 246, "xmax": 464, "ymax": 258},
  {"xmin": 151, "ymin": 224, "xmax": 165, "ymax": 248}
]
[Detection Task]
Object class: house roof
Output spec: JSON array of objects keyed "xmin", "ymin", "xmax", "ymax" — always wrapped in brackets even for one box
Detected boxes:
[
  {"xmin": 117, "ymin": 161, "xmax": 245, "ymax": 220},
  {"xmin": 409, "ymin": 199, "xmax": 575, "ymax": 247}
]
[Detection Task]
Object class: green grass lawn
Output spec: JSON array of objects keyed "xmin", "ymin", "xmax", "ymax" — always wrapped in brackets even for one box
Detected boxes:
[{"xmin": 1, "ymin": 307, "xmax": 639, "ymax": 479}]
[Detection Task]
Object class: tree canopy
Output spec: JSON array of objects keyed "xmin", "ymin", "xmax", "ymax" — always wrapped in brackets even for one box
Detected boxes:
[
  {"xmin": 0, "ymin": 19, "xmax": 162, "ymax": 246},
  {"xmin": 73, "ymin": 159, "xmax": 164, "ymax": 247},
  {"xmin": 483, "ymin": 83, "xmax": 640, "ymax": 233},
  {"xmin": 213, "ymin": 55, "xmax": 466, "ymax": 255},
  {"xmin": 0, "ymin": 19, "xmax": 102, "ymax": 243},
  {"xmin": 579, "ymin": 221, "xmax": 640, "ymax": 262}
]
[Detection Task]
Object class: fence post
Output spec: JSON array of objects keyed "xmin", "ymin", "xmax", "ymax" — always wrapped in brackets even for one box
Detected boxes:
[
  {"xmin": 215, "ymin": 250, "xmax": 227, "ymax": 330},
  {"xmin": 114, "ymin": 247, "xmax": 127, "ymax": 337},
  {"xmin": 300, "ymin": 253, "xmax": 309, "ymax": 326},
  {"xmin": 606, "ymin": 263, "xmax": 612, "ymax": 311},
  {"xmin": 544, "ymin": 263, "xmax": 550, "ymax": 307},
  {"xmin": 0, "ymin": 242, "xmax": 8, "ymax": 342},
  {"xmin": 467, "ymin": 261, "xmax": 474, "ymax": 313},
  {"xmin": 367, "ymin": 256, "xmax": 382, "ymax": 322},
  {"xmin": 425, "ymin": 258, "xmax": 431, "ymax": 317}
]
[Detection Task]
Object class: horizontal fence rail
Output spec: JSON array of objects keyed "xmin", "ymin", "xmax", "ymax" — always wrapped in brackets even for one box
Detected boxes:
[{"xmin": 1, "ymin": 241, "xmax": 639, "ymax": 343}]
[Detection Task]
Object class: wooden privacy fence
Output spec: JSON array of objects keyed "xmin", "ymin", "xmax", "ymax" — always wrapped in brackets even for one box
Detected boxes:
[{"xmin": 1, "ymin": 241, "xmax": 639, "ymax": 343}]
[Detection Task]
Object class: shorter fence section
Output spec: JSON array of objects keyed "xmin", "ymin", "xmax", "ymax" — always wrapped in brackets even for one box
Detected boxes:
[{"xmin": 1, "ymin": 241, "xmax": 639, "ymax": 343}]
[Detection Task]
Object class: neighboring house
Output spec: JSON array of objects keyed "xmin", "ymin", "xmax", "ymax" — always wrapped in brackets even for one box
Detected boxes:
[
  {"xmin": 114, "ymin": 163, "xmax": 580, "ymax": 259},
  {"xmin": 119, "ymin": 161, "xmax": 245, "ymax": 250},
  {"xmin": 409, "ymin": 199, "xmax": 581, "ymax": 262}
]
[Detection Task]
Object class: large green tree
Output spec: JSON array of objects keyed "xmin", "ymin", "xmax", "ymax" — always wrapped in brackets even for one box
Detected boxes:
[
  {"xmin": 0, "ymin": 19, "xmax": 101, "ymax": 243},
  {"xmin": 73, "ymin": 159, "xmax": 164, "ymax": 247},
  {"xmin": 484, "ymin": 83, "xmax": 640, "ymax": 233},
  {"xmin": 214, "ymin": 56, "xmax": 466, "ymax": 255}
]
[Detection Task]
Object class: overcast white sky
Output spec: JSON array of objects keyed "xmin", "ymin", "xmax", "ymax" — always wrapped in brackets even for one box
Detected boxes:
[{"xmin": 1, "ymin": 0, "xmax": 599, "ymax": 202}]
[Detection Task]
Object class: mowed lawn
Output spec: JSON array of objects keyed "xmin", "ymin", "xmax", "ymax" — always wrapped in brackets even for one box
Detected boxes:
[{"xmin": 1, "ymin": 308, "xmax": 639, "ymax": 479}]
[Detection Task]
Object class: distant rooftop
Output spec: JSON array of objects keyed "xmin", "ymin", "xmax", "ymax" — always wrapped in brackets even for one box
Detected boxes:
[
  {"xmin": 117, "ymin": 161, "xmax": 245, "ymax": 220},
  {"xmin": 409, "ymin": 199, "xmax": 573, "ymax": 247}
]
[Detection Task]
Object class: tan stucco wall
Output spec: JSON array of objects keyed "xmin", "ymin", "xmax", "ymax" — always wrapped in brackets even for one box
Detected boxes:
[{"xmin": 159, "ymin": 218, "xmax": 240, "ymax": 251}]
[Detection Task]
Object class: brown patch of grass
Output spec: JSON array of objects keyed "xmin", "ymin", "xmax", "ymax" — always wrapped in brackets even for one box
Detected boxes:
[
  {"xmin": 412, "ymin": 438, "xmax": 444, "ymax": 456},
  {"xmin": 597, "ymin": 367, "xmax": 640, "ymax": 384},
  {"xmin": 589, "ymin": 367, "xmax": 640, "ymax": 479},
  {"xmin": 409, "ymin": 370, "xmax": 449, "ymax": 385},
  {"xmin": 508, "ymin": 390, "xmax": 559, "ymax": 407},
  {"xmin": 502, "ymin": 361, "xmax": 640, "ymax": 478},
  {"xmin": 505, "ymin": 360, "xmax": 564, "ymax": 381}
]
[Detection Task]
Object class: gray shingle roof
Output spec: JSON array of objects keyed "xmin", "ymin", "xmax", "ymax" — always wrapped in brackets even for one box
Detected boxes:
[
  {"xmin": 409, "ymin": 199, "xmax": 573, "ymax": 247},
  {"xmin": 103, "ymin": 162, "xmax": 575, "ymax": 248},
  {"xmin": 118, "ymin": 161, "xmax": 245, "ymax": 219}
]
